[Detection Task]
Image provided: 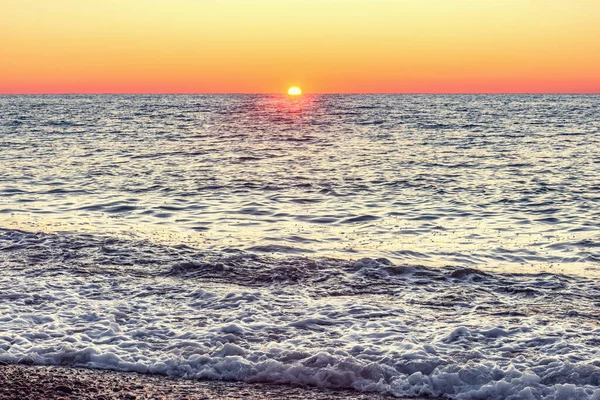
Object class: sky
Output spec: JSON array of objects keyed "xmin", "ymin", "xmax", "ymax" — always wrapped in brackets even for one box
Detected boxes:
[{"xmin": 1, "ymin": 0, "xmax": 599, "ymax": 94}]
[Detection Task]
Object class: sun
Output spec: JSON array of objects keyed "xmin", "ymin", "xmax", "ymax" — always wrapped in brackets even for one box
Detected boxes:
[{"xmin": 287, "ymin": 86, "xmax": 302, "ymax": 96}]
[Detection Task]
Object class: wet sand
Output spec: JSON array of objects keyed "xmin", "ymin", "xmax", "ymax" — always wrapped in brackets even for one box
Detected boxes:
[{"xmin": 0, "ymin": 364, "xmax": 437, "ymax": 399}]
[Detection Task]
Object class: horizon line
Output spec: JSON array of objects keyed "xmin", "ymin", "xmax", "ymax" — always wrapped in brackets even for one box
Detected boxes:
[{"xmin": 1, "ymin": 92, "xmax": 599, "ymax": 96}]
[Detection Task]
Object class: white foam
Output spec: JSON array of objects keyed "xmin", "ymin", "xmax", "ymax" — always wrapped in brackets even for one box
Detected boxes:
[{"xmin": 1, "ymin": 231, "xmax": 600, "ymax": 399}]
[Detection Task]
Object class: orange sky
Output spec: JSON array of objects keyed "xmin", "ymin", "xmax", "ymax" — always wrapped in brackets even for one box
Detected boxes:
[{"xmin": 2, "ymin": 0, "xmax": 599, "ymax": 93}]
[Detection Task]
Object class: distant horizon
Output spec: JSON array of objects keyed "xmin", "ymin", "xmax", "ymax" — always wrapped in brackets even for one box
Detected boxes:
[{"xmin": 2, "ymin": 92, "xmax": 600, "ymax": 96}]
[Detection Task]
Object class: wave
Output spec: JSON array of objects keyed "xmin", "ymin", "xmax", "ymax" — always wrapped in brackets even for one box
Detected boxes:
[{"xmin": 1, "ymin": 228, "xmax": 599, "ymax": 399}]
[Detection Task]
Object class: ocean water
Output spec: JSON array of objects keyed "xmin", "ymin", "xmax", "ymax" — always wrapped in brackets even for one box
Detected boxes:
[{"xmin": 1, "ymin": 94, "xmax": 599, "ymax": 399}]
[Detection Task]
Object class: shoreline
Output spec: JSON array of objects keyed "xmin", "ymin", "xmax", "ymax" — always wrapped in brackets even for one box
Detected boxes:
[{"xmin": 0, "ymin": 363, "xmax": 438, "ymax": 400}]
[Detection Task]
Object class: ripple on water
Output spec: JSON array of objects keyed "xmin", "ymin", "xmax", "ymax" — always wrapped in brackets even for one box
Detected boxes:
[{"xmin": 1, "ymin": 94, "xmax": 599, "ymax": 275}]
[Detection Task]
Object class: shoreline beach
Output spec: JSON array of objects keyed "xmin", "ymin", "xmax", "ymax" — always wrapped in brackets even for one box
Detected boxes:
[{"xmin": 0, "ymin": 364, "xmax": 438, "ymax": 400}]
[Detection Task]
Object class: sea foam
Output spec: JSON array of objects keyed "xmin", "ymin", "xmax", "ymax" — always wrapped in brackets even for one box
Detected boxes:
[{"xmin": 1, "ymin": 228, "xmax": 599, "ymax": 399}]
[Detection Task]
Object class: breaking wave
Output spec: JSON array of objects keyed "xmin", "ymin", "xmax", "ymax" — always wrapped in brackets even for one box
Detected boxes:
[{"xmin": 1, "ymin": 228, "xmax": 599, "ymax": 399}]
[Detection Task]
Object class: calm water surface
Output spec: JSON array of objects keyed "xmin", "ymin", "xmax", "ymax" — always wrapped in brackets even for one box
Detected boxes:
[{"xmin": 1, "ymin": 95, "xmax": 599, "ymax": 274}]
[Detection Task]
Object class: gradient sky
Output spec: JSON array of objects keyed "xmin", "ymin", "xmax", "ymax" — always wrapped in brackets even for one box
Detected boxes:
[{"xmin": 2, "ymin": 0, "xmax": 599, "ymax": 93}]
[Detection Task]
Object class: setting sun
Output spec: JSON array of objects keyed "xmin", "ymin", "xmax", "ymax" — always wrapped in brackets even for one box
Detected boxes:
[{"xmin": 287, "ymin": 87, "xmax": 302, "ymax": 96}]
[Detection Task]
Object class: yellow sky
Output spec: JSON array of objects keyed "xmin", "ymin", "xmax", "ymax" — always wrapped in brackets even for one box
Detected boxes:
[{"xmin": 2, "ymin": 0, "xmax": 599, "ymax": 93}]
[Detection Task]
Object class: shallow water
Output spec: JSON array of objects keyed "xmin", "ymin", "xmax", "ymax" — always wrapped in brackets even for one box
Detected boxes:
[{"xmin": 1, "ymin": 95, "xmax": 599, "ymax": 399}]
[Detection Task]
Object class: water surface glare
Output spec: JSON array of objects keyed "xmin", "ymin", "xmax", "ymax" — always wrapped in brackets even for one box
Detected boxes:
[{"xmin": 2, "ymin": 95, "xmax": 599, "ymax": 275}]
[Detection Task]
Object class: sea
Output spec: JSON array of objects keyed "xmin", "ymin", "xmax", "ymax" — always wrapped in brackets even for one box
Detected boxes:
[{"xmin": 1, "ymin": 94, "xmax": 599, "ymax": 399}]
